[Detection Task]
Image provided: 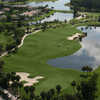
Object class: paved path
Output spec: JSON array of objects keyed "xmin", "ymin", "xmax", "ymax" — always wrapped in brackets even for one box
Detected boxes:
[
  {"xmin": 18, "ymin": 30, "xmax": 40, "ymax": 48},
  {"xmin": 0, "ymin": 29, "xmax": 41, "ymax": 100},
  {"xmin": 0, "ymin": 30, "xmax": 40, "ymax": 58}
]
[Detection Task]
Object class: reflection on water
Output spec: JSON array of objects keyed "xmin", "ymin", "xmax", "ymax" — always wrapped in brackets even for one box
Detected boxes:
[
  {"xmin": 41, "ymin": 12, "xmax": 73, "ymax": 22},
  {"xmin": 47, "ymin": 27, "xmax": 100, "ymax": 70},
  {"xmin": 28, "ymin": 0, "xmax": 73, "ymax": 22},
  {"xmin": 28, "ymin": 0, "xmax": 70, "ymax": 10}
]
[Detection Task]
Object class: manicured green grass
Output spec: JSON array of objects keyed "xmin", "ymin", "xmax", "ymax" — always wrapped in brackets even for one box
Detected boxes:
[
  {"xmin": 85, "ymin": 12, "xmax": 100, "ymax": 17},
  {"xmin": 0, "ymin": 34, "xmax": 14, "ymax": 50},
  {"xmin": 94, "ymin": 67, "xmax": 100, "ymax": 100},
  {"xmin": 2, "ymin": 24, "xmax": 81, "ymax": 94},
  {"xmin": 0, "ymin": 34, "xmax": 8, "ymax": 48},
  {"xmin": 0, "ymin": 1, "xmax": 25, "ymax": 5}
]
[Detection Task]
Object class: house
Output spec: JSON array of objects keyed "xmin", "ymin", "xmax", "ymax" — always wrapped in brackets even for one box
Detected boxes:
[
  {"xmin": 21, "ymin": 10, "xmax": 39, "ymax": 17},
  {"xmin": 3, "ymin": 8, "xmax": 10, "ymax": 12}
]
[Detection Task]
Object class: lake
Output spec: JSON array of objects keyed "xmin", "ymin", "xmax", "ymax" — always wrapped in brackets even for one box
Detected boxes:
[
  {"xmin": 28, "ymin": 0, "xmax": 70, "ymax": 10},
  {"xmin": 47, "ymin": 27, "xmax": 100, "ymax": 70},
  {"xmin": 28, "ymin": 0, "xmax": 73, "ymax": 22}
]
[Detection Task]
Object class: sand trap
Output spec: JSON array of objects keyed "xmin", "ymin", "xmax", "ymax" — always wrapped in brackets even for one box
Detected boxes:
[
  {"xmin": 67, "ymin": 33, "xmax": 81, "ymax": 40},
  {"xmin": 76, "ymin": 14, "xmax": 86, "ymax": 20},
  {"xmin": 16, "ymin": 72, "xmax": 44, "ymax": 86},
  {"xmin": 76, "ymin": 16, "xmax": 83, "ymax": 20}
]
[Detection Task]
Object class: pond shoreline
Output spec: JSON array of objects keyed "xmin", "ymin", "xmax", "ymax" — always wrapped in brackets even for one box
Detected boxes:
[{"xmin": 47, "ymin": 26, "xmax": 100, "ymax": 70}]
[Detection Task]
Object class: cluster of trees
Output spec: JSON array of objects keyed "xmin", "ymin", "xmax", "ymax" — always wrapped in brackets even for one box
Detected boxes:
[
  {"xmin": 0, "ymin": 63, "xmax": 98, "ymax": 100},
  {"xmin": 20, "ymin": 66, "xmax": 98, "ymax": 100},
  {"xmin": 0, "ymin": 59, "xmax": 22, "ymax": 99},
  {"xmin": 0, "ymin": 6, "xmax": 27, "ymax": 55},
  {"xmin": 70, "ymin": 0, "xmax": 100, "ymax": 12},
  {"xmin": 40, "ymin": 21, "xmax": 66, "ymax": 32},
  {"xmin": 70, "ymin": 66, "xmax": 98, "ymax": 100},
  {"xmin": 0, "ymin": 4, "xmax": 56, "ymax": 56},
  {"xmin": 0, "ymin": 21, "xmax": 25, "ymax": 55},
  {"xmin": 13, "ymin": 66, "xmax": 99, "ymax": 100},
  {"xmin": 0, "ymin": 60, "xmax": 98, "ymax": 100}
]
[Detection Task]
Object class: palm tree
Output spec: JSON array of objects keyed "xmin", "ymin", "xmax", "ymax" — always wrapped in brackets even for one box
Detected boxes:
[
  {"xmin": 49, "ymin": 88, "xmax": 55, "ymax": 97},
  {"xmin": 76, "ymin": 85, "xmax": 81, "ymax": 97},
  {"xmin": 26, "ymin": 26, "xmax": 30, "ymax": 34},
  {"xmin": 56, "ymin": 85, "xmax": 62, "ymax": 95},
  {"xmin": 24, "ymin": 86, "xmax": 30, "ymax": 93},
  {"xmin": 73, "ymin": 6, "xmax": 78, "ymax": 18},
  {"xmin": 46, "ymin": 91, "xmax": 51, "ymax": 100},
  {"xmin": 29, "ymin": 86, "xmax": 35, "ymax": 99},
  {"xmin": 81, "ymin": 66, "xmax": 93, "ymax": 76},
  {"xmin": 0, "ymin": 45, "xmax": 3, "ymax": 55},
  {"xmin": 35, "ymin": 96, "xmax": 41, "ymax": 100},
  {"xmin": 40, "ymin": 91, "xmax": 46, "ymax": 100},
  {"xmin": 98, "ymin": 16, "xmax": 100, "ymax": 22},
  {"xmin": 11, "ymin": 81, "xmax": 19, "ymax": 95},
  {"xmin": 71, "ymin": 80, "xmax": 76, "ymax": 94},
  {"xmin": 16, "ymin": 75, "xmax": 21, "ymax": 82},
  {"xmin": 65, "ymin": 94, "xmax": 78, "ymax": 100},
  {"xmin": 0, "ymin": 60, "xmax": 4, "ymax": 73}
]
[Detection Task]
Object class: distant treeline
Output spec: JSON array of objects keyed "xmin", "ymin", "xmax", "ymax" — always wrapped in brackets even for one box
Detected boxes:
[{"xmin": 70, "ymin": 0, "xmax": 100, "ymax": 11}]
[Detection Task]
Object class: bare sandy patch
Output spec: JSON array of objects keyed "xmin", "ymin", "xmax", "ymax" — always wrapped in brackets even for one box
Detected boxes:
[
  {"xmin": 76, "ymin": 14, "xmax": 87, "ymax": 20},
  {"xmin": 67, "ymin": 33, "xmax": 81, "ymax": 40},
  {"xmin": 16, "ymin": 72, "xmax": 44, "ymax": 86}
]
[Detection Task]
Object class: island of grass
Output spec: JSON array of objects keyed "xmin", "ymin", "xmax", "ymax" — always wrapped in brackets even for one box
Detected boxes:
[
  {"xmin": 2, "ymin": 24, "xmax": 82, "ymax": 94},
  {"xmin": 54, "ymin": 10, "xmax": 73, "ymax": 13}
]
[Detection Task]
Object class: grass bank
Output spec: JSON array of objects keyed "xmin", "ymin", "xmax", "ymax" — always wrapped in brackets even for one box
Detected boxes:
[
  {"xmin": 35, "ymin": 10, "xmax": 55, "ymax": 21},
  {"xmin": 54, "ymin": 10, "xmax": 73, "ymax": 13},
  {"xmin": 2, "ymin": 24, "xmax": 82, "ymax": 94},
  {"xmin": 94, "ymin": 67, "xmax": 100, "ymax": 100}
]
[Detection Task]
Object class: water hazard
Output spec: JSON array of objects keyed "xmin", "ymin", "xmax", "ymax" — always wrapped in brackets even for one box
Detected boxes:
[
  {"xmin": 28, "ymin": 0, "xmax": 73, "ymax": 22},
  {"xmin": 47, "ymin": 27, "xmax": 100, "ymax": 70}
]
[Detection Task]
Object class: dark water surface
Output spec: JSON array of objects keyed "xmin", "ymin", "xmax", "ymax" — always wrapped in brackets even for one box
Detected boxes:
[{"xmin": 47, "ymin": 27, "xmax": 100, "ymax": 70}]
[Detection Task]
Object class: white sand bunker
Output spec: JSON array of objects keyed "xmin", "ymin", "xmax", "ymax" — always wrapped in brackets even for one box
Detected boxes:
[
  {"xmin": 16, "ymin": 72, "xmax": 44, "ymax": 86},
  {"xmin": 67, "ymin": 33, "xmax": 81, "ymax": 40},
  {"xmin": 76, "ymin": 14, "xmax": 87, "ymax": 20}
]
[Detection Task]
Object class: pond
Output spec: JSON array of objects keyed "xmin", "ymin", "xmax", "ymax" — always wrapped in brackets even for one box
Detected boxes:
[
  {"xmin": 41, "ymin": 12, "xmax": 73, "ymax": 23},
  {"xmin": 28, "ymin": 0, "xmax": 73, "ymax": 22},
  {"xmin": 47, "ymin": 27, "xmax": 100, "ymax": 70},
  {"xmin": 28, "ymin": 0, "xmax": 70, "ymax": 10}
]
